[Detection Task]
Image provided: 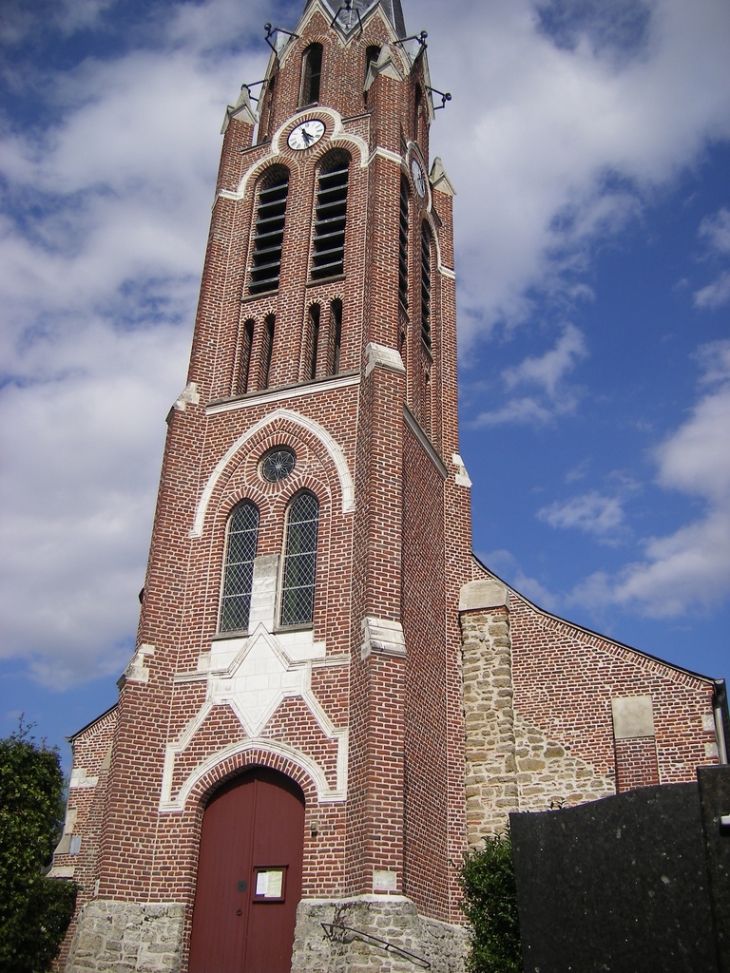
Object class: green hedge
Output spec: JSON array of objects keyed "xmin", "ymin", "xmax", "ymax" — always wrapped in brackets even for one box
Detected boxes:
[
  {"xmin": 0, "ymin": 723, "xmax": 77, "ymax": 973},
  {"xmin": 459, "ymin": 832, "xmax": 522, "ymax": 973}
]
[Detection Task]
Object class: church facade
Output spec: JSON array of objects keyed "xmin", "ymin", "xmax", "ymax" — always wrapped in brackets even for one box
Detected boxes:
[{"xmin": 51, "ymin": 2, "xmax": 727, "ymax": 971}]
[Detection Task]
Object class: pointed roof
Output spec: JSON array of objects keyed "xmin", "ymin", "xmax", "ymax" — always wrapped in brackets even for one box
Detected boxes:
[{"xmin": 303, "ymin": 0, "xmax": 407, "ymax": 38}]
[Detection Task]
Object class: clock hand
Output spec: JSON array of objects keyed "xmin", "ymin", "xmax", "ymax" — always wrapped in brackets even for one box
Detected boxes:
[{"xmin": 302, "ymin": 129, "xmax": 312, "ymax": 145}]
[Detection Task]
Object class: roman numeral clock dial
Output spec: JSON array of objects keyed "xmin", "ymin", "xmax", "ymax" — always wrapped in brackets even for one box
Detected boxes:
[{"xmin": 287, "ymin": 119, "xmax": 326, "ymax": 150}]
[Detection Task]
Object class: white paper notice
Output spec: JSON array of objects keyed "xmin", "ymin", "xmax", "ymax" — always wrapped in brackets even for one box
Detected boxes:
[{"xmin": 256, "ymin": 871, "xmax": 269, "ymax": 896}]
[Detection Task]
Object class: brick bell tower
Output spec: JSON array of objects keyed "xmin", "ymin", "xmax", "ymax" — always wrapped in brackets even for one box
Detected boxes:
[{"xmin": 63, "ymin": 1, "xmax": 474, "ymax": 970}]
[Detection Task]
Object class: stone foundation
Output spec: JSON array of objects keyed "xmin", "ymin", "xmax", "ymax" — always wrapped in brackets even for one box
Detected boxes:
[
  {"xmin": 64, "ymin": 900, "xmax": 185, "ymax": 973},
  {"xmin": 291, "ymin": 897, "xmax": 467, "ymax": 973}
]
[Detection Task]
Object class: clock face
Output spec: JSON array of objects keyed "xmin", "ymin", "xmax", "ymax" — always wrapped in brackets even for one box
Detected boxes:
[
  {"xmin": 287, "ymin": 119, "xmax": 326, "ymax": 150},
  {"xmin": 411, "ymin": 158, "xmax": 426, "ymax": 197}
]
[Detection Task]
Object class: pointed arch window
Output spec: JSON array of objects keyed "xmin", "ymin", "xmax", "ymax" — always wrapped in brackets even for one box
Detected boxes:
[
  {"xmin": 220, "ymin": 502, "xmax": 259, "ymax": 633},
  {"xmin": 280, "ymin": 492, "xmax": 319, "ymax": 628},
  {"xmin": 399, "ymin": 177, "xmax": 409, "ymax": 309},
  {"xmin": 421, "ymin": 222, "xmax": 432, "ymax": 349},
  {"xmin": 249, "ymin": 168, "xmax": 289, "ymax": 295},
  {"xmin": 329, "ymin": 299, "xmax": 342, "ymax": 375},
  {"xmin": 311, "ymin": 152, "xmax": 350, "ymax": 281},
  {"xmin": 306, "ymin": 304, "xmax": 320, "ymax": 380},
  {"xmin": 237, "ymin": 319, "xmax": 254, "ymax": 395},
  {"xmin": 301, "ymin": 43, "xmax": 323, "ymax": 106},
  {"xmin": 260, "ymin": 315, "xmax": 275, "ymax": 389}
]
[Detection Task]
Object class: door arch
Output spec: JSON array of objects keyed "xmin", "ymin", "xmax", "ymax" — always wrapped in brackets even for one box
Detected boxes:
[{"xmin": 188, "ymin": 767, "xmax": 305, "ymax": 973}]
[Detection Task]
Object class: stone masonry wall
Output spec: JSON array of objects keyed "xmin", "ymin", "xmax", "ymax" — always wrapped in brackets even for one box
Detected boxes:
[
  {"xmin": 64, "ymin": 901, "xmax": 185, "ymax": 973},
  {"xmin": 290, "ymin": 896, "xmax": 467, "ymax": 973}
]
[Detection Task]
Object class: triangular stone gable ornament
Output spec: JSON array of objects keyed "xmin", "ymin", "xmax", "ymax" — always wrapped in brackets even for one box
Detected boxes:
[{"xmin": 430, "ymin": 157, "xmax": 456, "ymax": 196}]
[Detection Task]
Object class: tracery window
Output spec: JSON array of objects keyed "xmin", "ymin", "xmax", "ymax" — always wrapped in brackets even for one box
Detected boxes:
[
  {"xmin": 280, "ymin": 492, "xmax": 319, "ymax": 627},
  {"xmin": 311, "ymin": 153, "xmax": 350, "ymax": 281},
  {"xmin": 249, "ymin": 168, "xmax": 289, "ymax": 295},
  {"xmin": 301, "ymin": 43, "xmax": 323, "ymax": 106},
  {"xmin": 219, "ymin": 502, "xmax": 260, "ymax": 633}
]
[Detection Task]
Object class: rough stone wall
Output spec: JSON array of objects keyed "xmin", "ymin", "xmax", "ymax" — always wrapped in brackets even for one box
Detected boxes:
[
  {"xmin": 290, "ymin": 896, "xmax": 467, "ymax": 973},
  {"xmin": 459, "ymin": 578, "xmax": 716, "ymax": 843},
  {"xmin": 64, "ymin": 901, "xmax": 185, "ymax": 973}
]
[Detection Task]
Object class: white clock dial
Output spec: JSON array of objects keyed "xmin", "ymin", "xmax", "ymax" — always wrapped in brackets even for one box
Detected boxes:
[
  {"xmin": 411, "ymin": 158, "xmax": 426, "ymax": 197},
  {"xmin": 287, "ymin": 119, "xmax": 326, "ymax": 150}
]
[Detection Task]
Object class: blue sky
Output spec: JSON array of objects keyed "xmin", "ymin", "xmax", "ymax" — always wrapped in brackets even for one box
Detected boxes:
[{"xmin": 1, "ymin": 0, "xmax": 729, "ymax": 769}]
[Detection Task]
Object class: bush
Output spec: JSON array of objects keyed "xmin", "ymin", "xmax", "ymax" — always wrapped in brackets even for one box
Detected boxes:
[
  {"xmin": 0, "ymin": 721, "xmax": 77, "ymax": 973},
  {"xmin": 459, "ymin": 831, "xmax": 522, "ymax": 973}
]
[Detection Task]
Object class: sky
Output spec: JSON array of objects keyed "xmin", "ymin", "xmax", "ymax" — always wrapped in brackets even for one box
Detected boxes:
[{"xmin": 0, "ymin": 0, "xmax": 729, "ymax": 769}]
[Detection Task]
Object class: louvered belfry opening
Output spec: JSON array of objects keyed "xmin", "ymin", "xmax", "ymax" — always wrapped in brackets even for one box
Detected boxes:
[
  {"xmin": 311, "ymin": 153, "xmax": 350, "ymax": 281},
  {"xmin": 399, "ymin": 178, "xmax": 409, "ymax": 309},
  {"xmin": 249, "ymin": 168, "xmax": 289, "ymax": 295},
  {"xmin": 421, "ymin": 222, "xmax": 432, "ymax": 348},
  {"xmin": 219, "ymin": 502, "xmax": 259, "ymax": 633}
]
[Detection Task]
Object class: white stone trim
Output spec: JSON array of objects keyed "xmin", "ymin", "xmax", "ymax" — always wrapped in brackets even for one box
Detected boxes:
[
  {"xmin": 361, "ymin": 616, "xmax": 406, "ymax": 659},
  {"xmin": 69, "ymin": 767, "xmax": 98, "ymax": 789},
  {"xmin": 207, "ymin": 374, "xmax": 359, "ymax": 415},
  {"xmin": 452, "ymin": 452, "xmax": 472, "ymax": 488},
  {"xmin": 191, "ymin": 407, "xmax": 355, "ymax": 537},
  {"xmin": 364, "ymin": 342, "xmax": 405, "ymax": 378},
  {"xmin": 403, "ymin": 405, "xmax": 448, "ymax": 479},
  {"xmin": 173, "ymin": 382, "xmax": 200, "ymax": 412},
  {"xmin": 160, "ymin": 627, "xmax": 348, "ymax": 810}
]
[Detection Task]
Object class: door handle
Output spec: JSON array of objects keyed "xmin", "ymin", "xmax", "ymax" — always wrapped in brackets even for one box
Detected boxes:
[{"xmin": 236, "ymin": 909, "xmax": 242, "ymax": 916}]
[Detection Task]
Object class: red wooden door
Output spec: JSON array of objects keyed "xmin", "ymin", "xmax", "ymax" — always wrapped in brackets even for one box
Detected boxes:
[{"xmin": 188, "ymin": 768, "xmax": 305, "ymax": 973}]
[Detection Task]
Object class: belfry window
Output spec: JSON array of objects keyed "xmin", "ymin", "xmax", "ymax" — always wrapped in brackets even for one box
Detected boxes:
[
  {"xmin": 421, "ymin": 223, "xmax": 432, "ymax": 349},
  {"xmin": 311, "ymin": 153, "xmax": 349, "ymax": 281},
  {"xmin": 280, "ymin": 492, "xmax": 319, "ymax": 628},
  {"xmin": 249, "ymin": 169, "xmax": 289, "ymax": 295},
  {"xmin": 219, "ymin": 502, "xmax": 259, "ymax": 633},
  {"xmin": 301, "ymin": 44, "xmax": 323, "ymax": 106},
  {"xmin": 399, "ymin": 178, "xmax": 409, "ymax": 309}
]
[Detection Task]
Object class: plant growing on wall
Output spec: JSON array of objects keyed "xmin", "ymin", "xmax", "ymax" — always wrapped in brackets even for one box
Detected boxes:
[
  {"xmin": 459, "ymin": 831, "xmax": 522, "ymax": 973},
  {"xmin": 0, "ymin": 721, "xmax": 77, "ymax": 973}
]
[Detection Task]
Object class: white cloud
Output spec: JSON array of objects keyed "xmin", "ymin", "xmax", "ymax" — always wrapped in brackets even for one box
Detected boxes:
[
  {"xmin": 570, "ymin": 340, "xmax": 730, "ymax": 616},
  {"xmin": 473, "ymin": 323, "xmax": 588, "ymax": 426},
  {"xmin": 694, "ymin": 207, "xmax": 730, "ymax": 308},
  {"xmin": 417, "ymin": 0, "xmax": 730, "ymax": 342},
  {"xmin": 538, "ymin": 490, "xmax": 626, "ymax": 538}
]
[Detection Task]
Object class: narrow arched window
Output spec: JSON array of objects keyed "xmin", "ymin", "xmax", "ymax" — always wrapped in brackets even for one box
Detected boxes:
[
  {"xmin": 399, "ymin": 178, "xmax": 409, "ymax": 309},
  {"xmin": 421, "ymin": 223, "xmax": 432, "ymax": 349},
  {"xmin": 311, "ymin": 152, "xmax": 350, "ymax": 281},
  {"xmin": 306, "ymin": 304, "xmax": 320, "ymax": 380},
  {"xmin": 249, "ymin": 168, "xmax": 289, "ymax": 295},
  {"xmin": 260, "ymin": 315, "xmax": 275, "ymax": 388},
  {"xmin": 237, "ymin": 319, "xmax": 254, "ymax": 395},
  {"xmin": 220, "ymin": 502, "xmax": 259, "ymax": 633},
  {"xmin": 280, "ymin": 492, "xmax": 319, "ymax": 627},
  {"xmin": 329, "ymin": 299, "xmax": 342, "ymax": 375},
  {"xmin": 301, "ymin": 43, "xmax": 323, "ymax": 106},
  {"xmin": 414, "ymin": 85, "xmax": 422, "ymax": 141}
]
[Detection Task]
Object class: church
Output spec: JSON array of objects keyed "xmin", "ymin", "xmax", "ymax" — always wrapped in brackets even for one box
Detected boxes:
[{"xmin": 51, "ymin": 1, "xmax": 728, "ymax": 971}]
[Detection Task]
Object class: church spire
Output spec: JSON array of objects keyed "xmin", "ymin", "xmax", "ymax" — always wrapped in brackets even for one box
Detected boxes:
[{"xmin": 303, "ymin": 0, "xmax": 407, "ymax": 38}]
